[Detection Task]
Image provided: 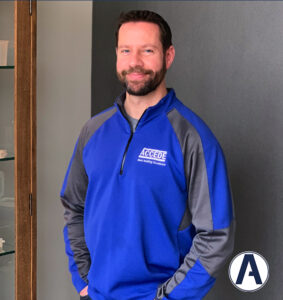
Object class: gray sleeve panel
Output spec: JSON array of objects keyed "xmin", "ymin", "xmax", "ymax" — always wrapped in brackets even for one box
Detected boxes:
[
  {"xmin": 195, "ymin": 219, "xmax": 236, "ymax": 277},
  {"xmin": 156, "ymin": 221, "xmax": 235, "ymax": 298},
  {"xmin": 82, "ymin": 107, "xmax": 117, "ymax": 149},
  {"xmin": 60, "ymin": 106, "xmax": 117, "ymax": 282},
  {"xmin": 157, "ymin": 109, "xmax": 235, "ymax": 298},
  {"xmin": 167, "ymin": 108, "xmax": 213, "ymax": 232}
]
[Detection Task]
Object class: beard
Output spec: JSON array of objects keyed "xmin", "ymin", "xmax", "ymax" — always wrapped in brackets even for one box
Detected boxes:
[{"xmin": 116, "ymin": 58, "xmax": 167, "ymax": 96}]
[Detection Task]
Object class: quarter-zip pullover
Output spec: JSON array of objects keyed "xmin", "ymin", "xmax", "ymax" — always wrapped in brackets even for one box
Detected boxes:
[{"xmin": 61, "ymin": 88, "xmax": 235, "ymax": 300}]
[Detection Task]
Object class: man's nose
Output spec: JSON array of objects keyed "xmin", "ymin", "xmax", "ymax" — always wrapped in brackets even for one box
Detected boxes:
[{"xmin": 129, "ymin": 51, "xmax": 143, "ymax": 68}]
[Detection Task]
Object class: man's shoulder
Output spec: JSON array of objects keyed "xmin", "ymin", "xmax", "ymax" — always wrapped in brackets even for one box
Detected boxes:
[
  {"xmin": 170, "ymin": 97, "xmax": 220, "ymax": 149},
  {"xmin": 79, "ymin": 105, "xmax": 117, "ymax": 145},
  {"xmin": 85, "ymin": 105, "xmax": 117, "ymax": 129}
]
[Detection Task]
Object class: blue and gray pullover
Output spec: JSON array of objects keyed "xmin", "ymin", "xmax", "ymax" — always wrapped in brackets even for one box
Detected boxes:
[{"xmin": 61, "ymin": 88, "xmax": 235, "ymax": 300}]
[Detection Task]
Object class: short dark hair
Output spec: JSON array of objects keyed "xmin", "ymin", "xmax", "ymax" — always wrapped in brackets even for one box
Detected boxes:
[{"xmin": 115, "ymin": 10, "xmax": 172, "ymax": 51}]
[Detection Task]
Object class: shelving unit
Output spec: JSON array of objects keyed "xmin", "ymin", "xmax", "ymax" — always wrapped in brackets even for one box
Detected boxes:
[
  {"xmin": 0, "ymin": 243, "xmax": 15, "ymax": 257},
  {"xmin": 0, "ymin": 1, "xmax": 36, "ymax": 299},
  {"xmin": 0, "ymin": 66, "xmax": 14, "ymax": 69},
  {"xmin": 0, "ymin": 156, "xmax": 15, "ymax": 162}
]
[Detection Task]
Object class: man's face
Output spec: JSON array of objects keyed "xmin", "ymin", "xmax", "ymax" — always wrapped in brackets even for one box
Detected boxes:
[{"xmin": 116, "ymin": 22, "xmax": 169, "ymax": 96}]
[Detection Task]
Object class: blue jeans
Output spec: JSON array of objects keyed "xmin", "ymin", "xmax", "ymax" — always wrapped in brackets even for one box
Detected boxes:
[{"xmin": 80, "ymin": 296, "xmax": 91, "ymax": 300}]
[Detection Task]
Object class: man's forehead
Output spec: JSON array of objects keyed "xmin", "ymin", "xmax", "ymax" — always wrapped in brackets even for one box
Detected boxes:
[
  {"xmin": 118, "ymin": 22, "xmax": 161, "ymax": 45},
  {"xmin": 120, "ymin": 21, "xmax": 159, "ymax": 29},
  {"xmin": 119, "ymin": 22, "xmax": 160, "ymax": 35}
]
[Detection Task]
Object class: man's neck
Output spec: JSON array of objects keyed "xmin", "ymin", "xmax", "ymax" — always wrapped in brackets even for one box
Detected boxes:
[{"xmin": 124, "ymin": 82, "xmax": 168, "ymax": 120}]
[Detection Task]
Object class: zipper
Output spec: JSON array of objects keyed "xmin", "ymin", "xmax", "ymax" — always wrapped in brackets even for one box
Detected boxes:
[
  {"xmin": 120, "ymin": 131, "xmax": 133, "ymax": 175},
  {"xmin": 119, "ymin": 109, "xmax": 147, "ymax": 175}
]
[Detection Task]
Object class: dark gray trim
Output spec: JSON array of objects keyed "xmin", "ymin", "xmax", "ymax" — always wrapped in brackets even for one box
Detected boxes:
[
  {"xmin": 198, "ymin": 219, "xmax": 236, "ymax": 277},
  {"xmin": 156, "ymin": 108, "xmax": 235, "ymax": 298},
  {"xmin": 61, "ymin": 107, "xmax": 117, "ymax": 282},
  {"xmin": 156, "ymin": 220, "xmax": 235, "ymax": 298},
  {"xmin": 83, "ymin": 107, "xmax": 117, "ymax": 148},
  {"xmin": 167, "ymin": 108, "xmax": 213, "ymax": 231}
]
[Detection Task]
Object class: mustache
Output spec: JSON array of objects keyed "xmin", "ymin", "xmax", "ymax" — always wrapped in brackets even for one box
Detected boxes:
[{"xmin": 121, "ymin": 67, "xmax": 154, "ymax": 76}]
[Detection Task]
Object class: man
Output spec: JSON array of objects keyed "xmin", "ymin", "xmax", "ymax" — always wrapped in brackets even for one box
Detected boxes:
[{"xmin": 61, "ymin": 10, "xmax": 235, "ymax": 300}]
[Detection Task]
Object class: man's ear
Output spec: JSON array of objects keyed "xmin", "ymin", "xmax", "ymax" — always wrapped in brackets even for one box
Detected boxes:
[{"xmin": 165, "ymin": 45, "xmax": 175, "ymax": 70}]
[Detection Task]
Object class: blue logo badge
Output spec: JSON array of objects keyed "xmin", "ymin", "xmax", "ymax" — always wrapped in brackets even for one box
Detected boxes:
[{"xmin": 229, "ymin": 251, "xmax": 269, "ymax": 292}]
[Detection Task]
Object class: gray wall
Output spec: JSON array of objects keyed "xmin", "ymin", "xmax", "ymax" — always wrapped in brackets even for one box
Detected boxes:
[
  {"xmin": 92, "ymin": 2, "xmax": 283, "ymax": 299},
  {"xmin": 37, "ymin": 2, "xmax": 92, "ymax": 300},
  {"xmin": 0, "ymin": 3, "xmax": 15, "ymax": 300}
]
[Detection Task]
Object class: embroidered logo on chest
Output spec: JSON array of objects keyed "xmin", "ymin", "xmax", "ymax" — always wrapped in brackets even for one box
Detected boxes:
[{"xmin": 137, "ymin": 147, "xmax": 167, "ymax": 167}]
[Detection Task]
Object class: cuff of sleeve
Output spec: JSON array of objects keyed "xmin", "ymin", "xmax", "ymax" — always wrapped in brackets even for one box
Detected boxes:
[{"xmin": 72, "ymin": 272, "xmax": 88, "ymax": 294}]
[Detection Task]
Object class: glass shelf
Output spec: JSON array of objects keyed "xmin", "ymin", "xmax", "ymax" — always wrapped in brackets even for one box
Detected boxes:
[
  {"xmin": 0, "ymin": 156, "xmax": 14, "ymax": 162},
  {"xmin": 0, "ymin": 246, "xmax": 14, "ymax": 257},
  {"xmin": 0, "ymin": 66, "xmax": 14, "ymax": 69}
]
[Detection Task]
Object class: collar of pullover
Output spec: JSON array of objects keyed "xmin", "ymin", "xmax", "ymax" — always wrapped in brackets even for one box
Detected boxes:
[{"xmin": 114, "ymin": 88, "xmax": 176, "ymax": 130}]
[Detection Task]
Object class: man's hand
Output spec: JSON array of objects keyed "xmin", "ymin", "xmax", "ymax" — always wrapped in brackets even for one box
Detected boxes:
[{"xmin": 79, "ymin": 286, "xmax": 88, "ymax": 296}]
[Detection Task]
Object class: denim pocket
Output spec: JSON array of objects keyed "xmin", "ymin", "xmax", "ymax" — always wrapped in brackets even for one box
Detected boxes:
[{"xmin": 80, "ymin": 295, "xmax": 91, "ymax": 300}]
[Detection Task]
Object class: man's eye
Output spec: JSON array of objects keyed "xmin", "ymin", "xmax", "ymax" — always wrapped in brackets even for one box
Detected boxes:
[
  {"xmin": 121, "ymin": 49, "xmax": 130, "ymax": 54},
  {"xmin": 144, "ymin": 49, "xmax": 154, "ymax": 53}
]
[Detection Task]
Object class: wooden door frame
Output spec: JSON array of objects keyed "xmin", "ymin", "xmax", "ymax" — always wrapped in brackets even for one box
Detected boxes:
[{"xmin": 14, "ymin": 1, "xmax": 36, "ymax": 299}]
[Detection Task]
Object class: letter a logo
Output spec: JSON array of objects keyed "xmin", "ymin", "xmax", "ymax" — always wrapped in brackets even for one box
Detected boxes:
[
  {"xmin": 236, "ymin": 254, "xmax": 262, "ymax": 285},
  {"xmin": 229, "ymin": 251, "xmax": 269, "ymax": 292}
]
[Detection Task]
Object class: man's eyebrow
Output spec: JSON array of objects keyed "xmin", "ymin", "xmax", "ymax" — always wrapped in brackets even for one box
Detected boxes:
[
  {"xmin": 117, "ymin": 45, "xmax": 130, "ymax": 49},
  {"xmin": 142, "ymin": 44, "xmax": 158, "ymax": 49},
  {"xmin": 117, "ymin": 44, "xmax": 158, "ymax": 49}
]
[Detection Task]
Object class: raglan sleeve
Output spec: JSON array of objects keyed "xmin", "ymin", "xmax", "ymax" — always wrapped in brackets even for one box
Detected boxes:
[
  {"xmin": 156, "ymin": 137, "xmax": 236, "ymax": 300},
  {"xmin": 60, "ymin": 125, "xmax": 90, "ymax": 293}
]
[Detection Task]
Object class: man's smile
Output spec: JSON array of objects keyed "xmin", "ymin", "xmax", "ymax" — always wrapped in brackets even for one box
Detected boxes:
[{"xmin": 127, "ymin": 72, "xmax": 148, "ymax": 80}]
